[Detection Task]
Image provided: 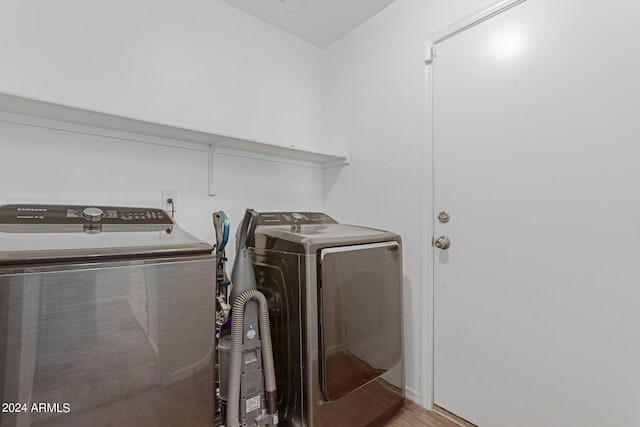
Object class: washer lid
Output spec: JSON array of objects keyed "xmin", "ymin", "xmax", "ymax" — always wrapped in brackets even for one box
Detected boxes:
[{"xmin": 0, "ymin": 204, "xmax": 212, "ymax": 265}]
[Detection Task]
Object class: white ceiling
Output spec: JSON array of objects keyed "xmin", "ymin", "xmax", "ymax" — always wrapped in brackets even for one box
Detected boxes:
[{"xmin": 220, "ymin": 0, "xmax": 398, "ymax": 48}]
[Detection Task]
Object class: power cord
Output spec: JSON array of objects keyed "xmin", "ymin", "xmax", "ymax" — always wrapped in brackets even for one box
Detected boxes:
[{"xmin": 167, "ymin": 197, "xmax": 175, "ymax": 218}]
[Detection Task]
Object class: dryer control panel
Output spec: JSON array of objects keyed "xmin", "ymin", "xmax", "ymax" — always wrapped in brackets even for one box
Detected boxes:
[{"xmin": 257, "ymin": 212, "xmax": 337, "ymax": 226}]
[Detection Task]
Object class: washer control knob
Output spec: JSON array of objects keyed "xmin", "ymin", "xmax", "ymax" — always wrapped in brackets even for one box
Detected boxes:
[{"xmin": 82, "ymin": 207, "xmax": 104, "ymax": 222}]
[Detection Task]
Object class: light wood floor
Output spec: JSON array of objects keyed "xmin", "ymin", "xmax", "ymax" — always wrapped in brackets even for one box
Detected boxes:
[{"xmin": 384, "ymin": 401, "xmax": 460, "ymax": 427}]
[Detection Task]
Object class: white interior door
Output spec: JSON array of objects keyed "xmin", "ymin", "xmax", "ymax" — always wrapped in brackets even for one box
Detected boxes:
[{"xmin": 432, "ymin": 1, "xmax": 640, "ymax": 426}]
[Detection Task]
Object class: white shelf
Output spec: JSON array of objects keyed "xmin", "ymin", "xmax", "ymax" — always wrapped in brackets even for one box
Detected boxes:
[{"xmin": 0, "ymin": 92, "xmax": 349, "ymax": 195}]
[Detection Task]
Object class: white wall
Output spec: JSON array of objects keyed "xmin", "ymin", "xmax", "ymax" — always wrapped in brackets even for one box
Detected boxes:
[
  {"xmin": 0, "ymin": 117, "xmax": 324, "ymax": 256},
  {"xmin": 323, "ymin": 0, "xmax": 495, "ymax": 406},
  {"xmin": 0, "ymin": 0, "xmax": 325, "ymax": 150}
]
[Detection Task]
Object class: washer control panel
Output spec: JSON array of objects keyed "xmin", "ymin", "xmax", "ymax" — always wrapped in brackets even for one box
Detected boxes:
[
  {"xmin": 65, "ymin": 207, "xmax": 169, "ymax": 223},
  {"xmin": 0, "ymin": 204, "xmax": 173, "ymax": 233},
  {"xmin": 257, "ymin": 212, "xmax": 337, "ymax": 226}
]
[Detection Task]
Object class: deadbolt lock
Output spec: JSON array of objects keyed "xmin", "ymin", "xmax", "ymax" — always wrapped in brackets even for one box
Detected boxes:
[
  {"xmin": 438, "ymin": 211, "xmax": 450, "ymax": 223},
  {"xmin": 434, "ymin": 235, "xmax": 451, "ymax": 250}
]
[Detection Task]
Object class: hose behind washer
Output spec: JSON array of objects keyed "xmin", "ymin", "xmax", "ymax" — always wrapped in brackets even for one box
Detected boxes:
[{"xmin": 226, "ymin": 289, "xmax": 277, "ymax": 427}]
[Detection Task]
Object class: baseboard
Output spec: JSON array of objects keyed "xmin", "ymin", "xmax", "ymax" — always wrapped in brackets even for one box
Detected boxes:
[
  {"xmin": 404, "ymin": 386, "xmax": 422, "ymax": 406},
  {"xmin": 433, "ymin": 405, "xmax": 478, "ymax": 427}
]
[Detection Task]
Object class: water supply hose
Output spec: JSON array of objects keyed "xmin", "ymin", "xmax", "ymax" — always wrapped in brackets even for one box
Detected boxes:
[{"xmin": 226, "ymin": 289, "xmax": 277, "ymax": 427}]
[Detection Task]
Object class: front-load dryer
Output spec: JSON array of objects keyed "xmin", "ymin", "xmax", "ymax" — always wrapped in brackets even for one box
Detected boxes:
[{"xmin": 250, "ymin": 212, "xmax": 404, "ymax": 427}]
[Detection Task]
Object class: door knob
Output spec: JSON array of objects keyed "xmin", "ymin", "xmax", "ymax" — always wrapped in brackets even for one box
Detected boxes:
[{"xmin": 434, "ymin": 236, "xmax": 451, "ymax": 250}]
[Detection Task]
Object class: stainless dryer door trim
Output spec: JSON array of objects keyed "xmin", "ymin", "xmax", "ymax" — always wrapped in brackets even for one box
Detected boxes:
[{"xmin": 318, "ymin": 241, "xmax": 402, "ymax": 402}]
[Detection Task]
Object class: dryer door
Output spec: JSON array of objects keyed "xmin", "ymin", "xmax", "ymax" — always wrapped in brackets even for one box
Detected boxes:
[{"xmin": 318, "ymin": 241, "xmax": 402, "ymax": 402}]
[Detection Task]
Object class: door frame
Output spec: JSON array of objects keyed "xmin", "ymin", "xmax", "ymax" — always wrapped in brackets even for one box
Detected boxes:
[{"xmin": 421, "ymin": 0, "xmax": 528, "ymax": 413}]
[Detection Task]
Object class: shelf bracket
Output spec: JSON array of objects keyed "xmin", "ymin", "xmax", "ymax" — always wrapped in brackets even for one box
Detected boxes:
[{"xmin": 209, "ymin": 142, "xmax": 224, "ymax": 196}]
